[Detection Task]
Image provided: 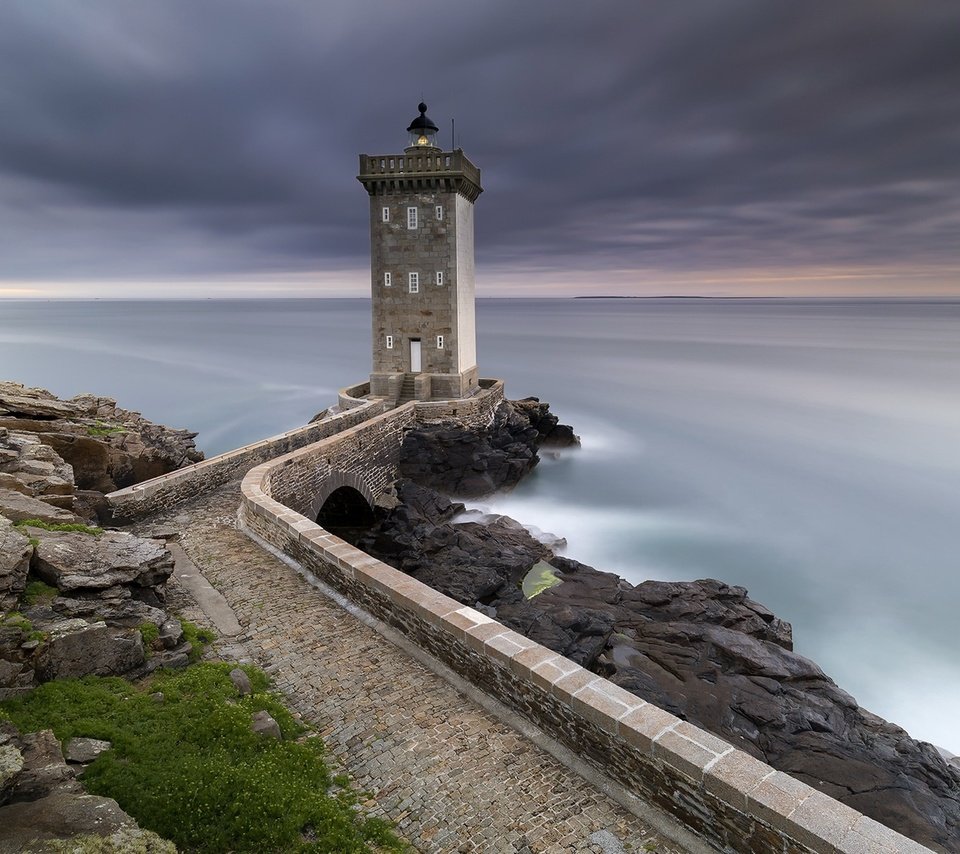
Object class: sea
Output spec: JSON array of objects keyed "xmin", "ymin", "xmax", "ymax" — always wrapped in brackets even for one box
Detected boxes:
[{"xmin": 1, "ymin": 296, "xmax": 958, "ymax": 751}]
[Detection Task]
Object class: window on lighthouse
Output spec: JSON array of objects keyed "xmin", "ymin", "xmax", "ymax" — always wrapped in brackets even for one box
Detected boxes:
[
  {"xmin": 408, "ymin": 272, "xmax": 419, "ymax": 293},
  {"xmin": 436, "ymin": 271, "xmax": 444, "ymax": 286},
  {"xmin": 407, "ymin": 207, "xmax": 418, "ymax": 229},
  {"xmin": 382, "ymin": 206, "xmax": 390, "ymax": 222},
  {"xmin": 384, "ymin": 272, "xmax": 392, "ymax": 287}
]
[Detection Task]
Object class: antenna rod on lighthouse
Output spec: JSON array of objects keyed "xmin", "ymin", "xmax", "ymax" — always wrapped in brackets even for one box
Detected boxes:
[{"xmin": 451, "ymin": 118, "xmax": 455, "ymax": 151}]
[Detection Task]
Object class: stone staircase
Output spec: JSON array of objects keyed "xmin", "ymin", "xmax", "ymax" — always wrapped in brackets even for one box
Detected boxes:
[{"xmin": 396, "ymin": 374, "xmax": 416, "ymax": 405}]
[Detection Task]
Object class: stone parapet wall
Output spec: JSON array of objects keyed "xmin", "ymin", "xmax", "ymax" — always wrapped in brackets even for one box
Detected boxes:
[
  {"xmin": 337, "ymin": 382, "xmax": 372, "ymax": 410},
  {"xmin": 414, "ymin": 377, "xmax": 503, "ymax": 425},
  {"xmin": 106, "ymin": 401, "xmax": 386, "ymax": 524},
  {"xmin": 238, "ymin": 401, "xmax": 931, "ymax": 854}
]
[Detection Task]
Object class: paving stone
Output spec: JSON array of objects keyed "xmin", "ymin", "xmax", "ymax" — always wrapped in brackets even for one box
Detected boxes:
[{"xmin": 140, "ymin": 482, "xmax": 690, "ymax": 854}]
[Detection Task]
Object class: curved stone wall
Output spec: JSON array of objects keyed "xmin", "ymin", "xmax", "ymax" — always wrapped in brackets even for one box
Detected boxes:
[{"xmin": 237, "ymin": 391, "xmax": 930, "ymax": 854}]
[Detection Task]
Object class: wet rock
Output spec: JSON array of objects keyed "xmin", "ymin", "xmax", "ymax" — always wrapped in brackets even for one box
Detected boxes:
[
  {"xmin": 0, "ymin": 516, "xmax": 33, "ymax": 611},
  {"xmin": 64, "ymin": 737, "xmax": 111, "ymax": 765},
  {"xmin": 399, "ymin": 398, "xmax": 579, "ymax": 497}
]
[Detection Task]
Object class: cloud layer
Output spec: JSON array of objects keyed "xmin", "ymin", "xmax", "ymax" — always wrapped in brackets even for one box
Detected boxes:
[{"xmin": 1, "ymin": 1, "xmax": 958, "ymax": 295}]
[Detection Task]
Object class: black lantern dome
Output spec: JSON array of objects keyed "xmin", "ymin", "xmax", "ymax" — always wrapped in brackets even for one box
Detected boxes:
[{"xmin": 406, "ymin": 102, "xmax": 439, "ymax": 149}]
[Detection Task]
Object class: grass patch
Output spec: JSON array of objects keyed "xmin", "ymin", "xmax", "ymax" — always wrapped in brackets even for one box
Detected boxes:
[
  {"xmin": 86, "ymin": 420, "xmax": 127, "ymax": 437},
  {"xmin": 180, "ymin": 619, "xmax": 215, "ymax": 662},
  {"xmin": 14, "ymin": 519, "xmax": 103, "ymax": 536},
  {"xmin": 0, "ymin": 663, "xmax": 404, "ymax": 853},
  {"xmin": 1, "ymin": 612, "xmax": 32, "ymax": 632},
  {"xmin": 22, "ymin": 579, "xmax": 58, "ymax": 606},
  {"xmin": 138, "ymin": 622, "xmax": 159, "ymax": 648}
]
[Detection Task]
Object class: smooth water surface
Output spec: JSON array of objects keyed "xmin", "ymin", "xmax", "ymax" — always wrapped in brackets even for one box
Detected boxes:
[{"xmin": 1, "ymin": 297, "xmax": 958, "ymax": 749}]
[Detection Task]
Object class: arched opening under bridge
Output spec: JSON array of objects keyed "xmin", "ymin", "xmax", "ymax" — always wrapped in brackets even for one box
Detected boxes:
[{"xmin": 316, "ymin": 485, "xmax": 376, "ymax": 542}]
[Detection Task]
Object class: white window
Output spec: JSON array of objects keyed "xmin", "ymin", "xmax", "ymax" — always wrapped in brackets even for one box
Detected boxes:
[
  {"xmin": 435, "ymin": 205, "xmax": 443, "ymax": 221},
  {"xmin": 385, "ymin": 335, "xmax": 394, "ymax": 349},
  {"xmin": 436, "ymin": 335, "xmax": 444, "ymax": 349},
  {"xmin": 436, "ymin": 271, "xmax": 444, "ymax": 286},
  {"xmin": 407, "ymin": 206, "xmax": 418, "ymax": 229},
  {"xmin": 408, "ymin": 272, "xmax": 419, "ymax": 293},
  {"xmin": 381, "ymin": 206, "xmax": 390, "ymax": 222},
  {"xmin": 383, "ymin": 271, "xmax": 392, "ymax": 287}
]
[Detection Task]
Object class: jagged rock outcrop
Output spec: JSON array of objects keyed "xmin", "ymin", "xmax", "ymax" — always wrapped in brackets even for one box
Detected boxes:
[
  {"xmin": 0, "ymin": 723, "xmax": 175, "ymax": 852},
  {"xmin": 1, "ymin": 516, "xmax": 176, "ymax": 696},
  {"xmin": 0, "ymin": 382, "xmax": 202, "ymax": 496},
  {"xmin": 399, "ymin": 398, "xmax": 579, "ymax": 497},
  {"xmin": 351, "ymin": 403, "xmax": 960, "ymax": 852},
  {"xmin": 0, "ymin": 517, "xmax": 32, "ymax": 611}
]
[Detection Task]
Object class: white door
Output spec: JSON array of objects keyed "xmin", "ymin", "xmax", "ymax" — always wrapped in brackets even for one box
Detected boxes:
[{"xmin": 410, "ymin": 339, "xmax": 422, "ymax": 372}]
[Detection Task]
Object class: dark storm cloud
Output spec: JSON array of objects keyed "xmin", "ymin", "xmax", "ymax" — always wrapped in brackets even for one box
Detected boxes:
[{"xmin": 0, "ymin": 0, "xmax": 958, "ymax": 291}]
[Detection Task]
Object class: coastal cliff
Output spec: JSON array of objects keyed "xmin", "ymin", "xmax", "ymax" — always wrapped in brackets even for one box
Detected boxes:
[{"xmin": 351, "ymin": 398, "xmax": 960, "ymax": 853}]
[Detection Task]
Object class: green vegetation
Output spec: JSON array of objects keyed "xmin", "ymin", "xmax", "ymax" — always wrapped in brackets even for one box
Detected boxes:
[
  {"xmin": 521, "ymin": 560, "xmax": 563, "ymax": 599},
  {"xmin": 1, "ymin": 612, "xmax": 32, "ymax": 632},
  {"xmin": 86, "ymin": 420, "xmax": 126, "ymax": 437},
  {"xmin": 22, "ymin": 579, "xmax": 58, "ymax": 605},
  {"xmin": 0, "ymin": 663, "xmax": 403, "ymax": 853},
  {"xmin": 180, "ymin": 619, "xmax": 215, "ymax": 662},
  {"xmin": 14, "ymin": 519, "xmax": 103, "ymax": 536},
  {"xmin": 138, "ymin": 622, "xmax": 159, "ymax": 648}
]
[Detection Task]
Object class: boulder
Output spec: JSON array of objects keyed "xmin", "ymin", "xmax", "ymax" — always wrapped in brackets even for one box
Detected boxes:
[
  {"xmin": 35, "ymin": 620, "xmax": 145, "ymax": 681},
  {"xmin": 5, "ymin": 730, "xmax": 77, "ymax": 803},
  {"xmin": 0, "ymin": 790, "xmax": 135, "ymax": 847},
  {"xmin": 32, "ymin": 529, "xmax": 174, "ymax": 593},
  {"xmin": 251, "ymin": 710, "xmax": 281, "ymax": 740},
  {"xmin": 0, "ymin": 516, "xmax": 33, "ymax": 611},
  {"xmin": 0, "ymin": 743, "xmax": 24, "ymax": 804},
  {"xmin": 64, "ymin": 737, "xmax": 112, "ymax": 765},
  {"xmin": 230, "ymin": 668, "xmax": 252, "ymax": 696},
  {"xmin": 0, "ymin": 489, "xmax": 77, "ymax": 525}
]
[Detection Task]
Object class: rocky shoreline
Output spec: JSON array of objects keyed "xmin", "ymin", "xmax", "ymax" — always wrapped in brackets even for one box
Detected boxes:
[
  {"xmin": 349, "ymin": 398, "xmax": 960, "ymax": 853},
  {"xmin": 1, "ymin": 382, "xmax": 205, "ymax": 849},
  {"xmin": 4, "ymin": 382, "xmax": 959, "ymax": 850}
]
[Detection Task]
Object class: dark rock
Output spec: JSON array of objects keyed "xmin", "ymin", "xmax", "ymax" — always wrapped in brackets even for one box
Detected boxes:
[
  {"xmin": 398, "ymin": 398, "xmax": 579, "ymax": 497},
  {"xmin": 363, "ymin": 475, "xmax": 960, "ymax": 851},
  {"xmin": 251, "ymin": 710, "xmax": 281, "ymax": 740}
]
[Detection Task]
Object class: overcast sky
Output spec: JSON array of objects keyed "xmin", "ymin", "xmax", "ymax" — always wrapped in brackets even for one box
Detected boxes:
[{"xmin": 1, "ymin": 0, "xmax": 958, "ymax": 298}]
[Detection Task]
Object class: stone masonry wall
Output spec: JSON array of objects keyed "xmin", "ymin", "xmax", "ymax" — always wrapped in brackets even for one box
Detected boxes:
[
  {"xmin": 106, "ymin": 400, "xmax": 386, "ymax": 524},
  {"xmin": 237, "ymin": 403, "xmax": 931, "ymax": 854}
]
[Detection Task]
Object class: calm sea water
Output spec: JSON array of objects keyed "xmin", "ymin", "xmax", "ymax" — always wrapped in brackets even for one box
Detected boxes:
[{"xmin": 2, "ymin": 297, "xmax": 958, "ymax": 750}]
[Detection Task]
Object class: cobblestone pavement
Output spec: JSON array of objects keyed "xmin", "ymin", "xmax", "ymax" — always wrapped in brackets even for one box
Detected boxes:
[{"xmin": 139, "ymin": 484, "xmax": 692, "ymax": 854}]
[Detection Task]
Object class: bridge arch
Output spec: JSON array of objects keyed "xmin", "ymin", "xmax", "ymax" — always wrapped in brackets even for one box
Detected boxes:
[{"xmin": 308, "ymin": 470, "xmax": 377, "ymax": 528}]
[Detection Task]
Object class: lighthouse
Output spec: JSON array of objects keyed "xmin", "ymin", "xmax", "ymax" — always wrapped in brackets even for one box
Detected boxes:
[{"xmin": 357, "ymin": 103, "xmax": 483, "ymax": 402}]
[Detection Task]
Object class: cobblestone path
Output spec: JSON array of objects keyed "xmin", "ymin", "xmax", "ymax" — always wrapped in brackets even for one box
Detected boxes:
[{"xmin": 140, "ymin": 485, "xmax": 692, "ymax": 854}]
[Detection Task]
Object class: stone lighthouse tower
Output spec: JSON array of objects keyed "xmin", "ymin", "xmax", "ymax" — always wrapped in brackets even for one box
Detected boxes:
[{"xmin": 358, "ymin": 103, "xmax": 483, "ymax": 402}]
